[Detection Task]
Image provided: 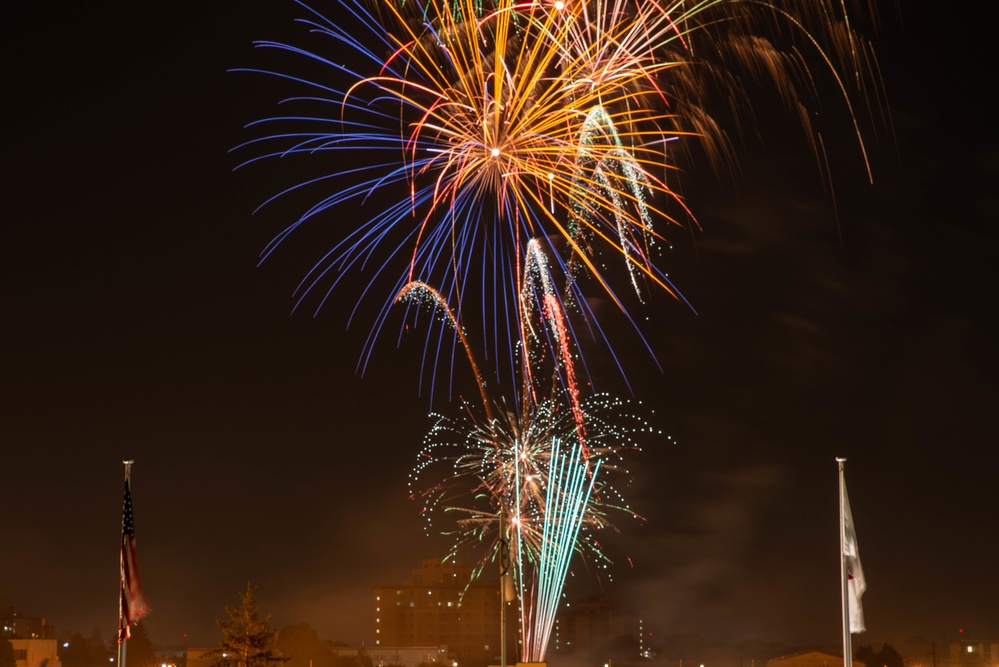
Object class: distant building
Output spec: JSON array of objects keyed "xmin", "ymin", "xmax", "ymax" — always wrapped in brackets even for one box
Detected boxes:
[
  {"xmin": 188, "ymin": 645, "xmax": 391, "ymax": 667},
  {"xmin": 373, "ymin": 559, "xmax": 516, "ymax": 667},
  {"xmin": 10, "ymin": 639, "xmax": 63, "ymax": 667},
  {"xmin": 1, "ymin": 606, "xmax": 56, "ymax": 640},
  {"xmin": 550, "ymin": 595, "xmax": 643, "ymax": 658},
  {"xmin": 368, "ymin": 646, "xmax": 449, "ymax": 667},
  {"xmin": 766, "ymin": 649, "xmax": 867, "ymax": 667},
  {"xmin": 942, "ymin": 640, "xmax": 999, "ymax": 667},
  {"xmin": 1, "ymin": 603, "xmax": 13, "ymax": 638}
]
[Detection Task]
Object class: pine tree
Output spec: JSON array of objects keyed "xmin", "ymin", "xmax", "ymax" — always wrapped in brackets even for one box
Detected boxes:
[
  {"xmin": 205, "ymin": 584, "xmax": 290, "ymax": 667},
  {"xmin": 126, "ymin": 622, "xmax": 158, "ymax": 667}
]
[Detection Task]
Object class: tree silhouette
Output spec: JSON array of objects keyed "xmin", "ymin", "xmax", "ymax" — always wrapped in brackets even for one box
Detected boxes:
[
  {"xmin": 1, "ymin": 639, "xmax": 14, "ymax": 667},
  {"xmin": 274, "ymin": 624, "xmax": 333, "ymax": 667},
  {"xmin": 125, "ymin": 622, "xmax": 157, "ymax": 667},
  {"xmin": 878, "ymin": 645, "xmax": 905, "ymax": 667},
  {"xmin": 59, "ymin": 634, "xmax": 95, "ymax": 667},
  {"xmin": 856, "ymin": 645, "xmax": 877, "ymax": 667},
  {"xmin": 205, "ymin": 584, "xmax": 290, "ymax": 667},
  {"xmin": 856, "ymin": 644, "xmax": 905, "ymax": 667}
]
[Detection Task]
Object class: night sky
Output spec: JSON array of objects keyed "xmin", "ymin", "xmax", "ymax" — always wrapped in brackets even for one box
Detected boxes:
[{"xmin": 3, "ymin": 0, "xmax": 997, "ymax": 655}]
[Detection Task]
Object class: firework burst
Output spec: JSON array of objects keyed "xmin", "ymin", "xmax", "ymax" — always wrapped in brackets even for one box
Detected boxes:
[
  {"xmin": 239, "ymin": 0, "xmax": 689, "ymax": 394},
  {"xmin": 410, "ymin": 392, "xmax": 657, "ymax": 560},
  {"xmin": 237, "ymin": 0, "xmax": 885, "ymax": 395},
  {"xmin": 409, "ymin": 390, "xmax": 662, "ymax": 658}
]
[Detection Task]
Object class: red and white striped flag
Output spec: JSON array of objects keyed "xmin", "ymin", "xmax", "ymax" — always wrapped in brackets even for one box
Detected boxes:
[{"xmin": 119, "ymin": 476, "xmax": 150, "ymax": 642}]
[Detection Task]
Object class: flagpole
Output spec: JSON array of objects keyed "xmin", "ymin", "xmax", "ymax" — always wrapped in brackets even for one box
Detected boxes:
[
  {"xmin": 119, "ymin": 460, "xmax": 133, "ymax": 667},
  {"xmin": 837, "ymin": 457, "xmax": 852, "ymax": 667},
  {"xmin": 499, "ymin": 501, "xmax": 508, "ymax": 667},
  {"xmin": 118, "ymin": 625, "xmax": 127, "ymax": 667}
]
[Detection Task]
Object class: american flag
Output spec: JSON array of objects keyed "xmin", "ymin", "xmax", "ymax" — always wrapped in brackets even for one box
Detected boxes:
[{"xmin": 119, "ymin": 477, "xmax": 150, "ymax": 642}]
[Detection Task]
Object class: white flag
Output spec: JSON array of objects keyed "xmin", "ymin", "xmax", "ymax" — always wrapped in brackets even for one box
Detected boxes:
[{"xmin": 842, "ymin": 483, "xmax": 866, "ymax": 633}]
